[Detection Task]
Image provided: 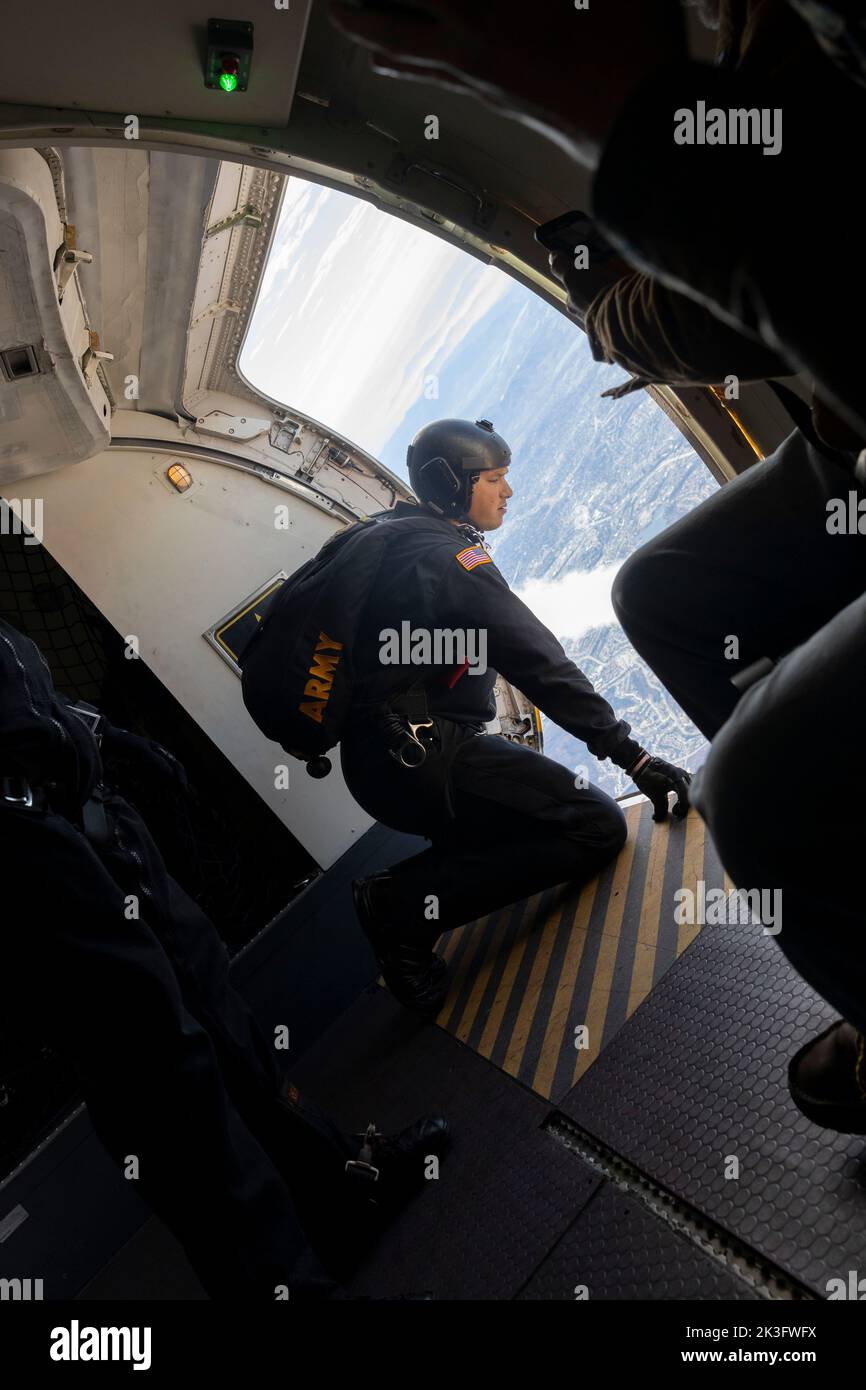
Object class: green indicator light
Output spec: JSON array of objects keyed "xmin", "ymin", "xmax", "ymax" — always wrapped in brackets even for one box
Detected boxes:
[{"xmin": 204, "ymin": 24, "xmax": 252, "ymax": 94}]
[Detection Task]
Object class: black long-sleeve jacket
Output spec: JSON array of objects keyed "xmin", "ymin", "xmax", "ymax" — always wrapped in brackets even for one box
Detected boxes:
[{"xmin": 352, "ymin": 502, "xmax": 640, "ymax": 767}]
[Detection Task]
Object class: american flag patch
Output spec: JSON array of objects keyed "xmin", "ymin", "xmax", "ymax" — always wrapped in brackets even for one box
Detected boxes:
[{"xmin": 455, "ymin": 545, "xmax": 492, "ymax": 571}]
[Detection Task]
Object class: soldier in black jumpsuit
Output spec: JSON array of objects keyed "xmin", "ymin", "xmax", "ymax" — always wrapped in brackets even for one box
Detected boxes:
[
  {"xmin": 0, "ymin": 618, "xmax": 447, "ymax": 1299},
  {"xmin": 611, "ymin": 425, "xmax": 866, "ymax": 1131},
  {"xmin": 344, "ymin": 419, "xmax": 691, "ymax": 1013}
]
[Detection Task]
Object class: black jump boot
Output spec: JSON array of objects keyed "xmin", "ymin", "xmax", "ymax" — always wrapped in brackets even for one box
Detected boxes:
[
  {"xmin": 345, "ymin": 1114, "xmax": 451, "ymax": 1213},
  {"xmin": 788, "ymin": 1020, "xmax": 866, "ymax": 1134},
  {"xmin": 353, "ymin": 870, "xmax": 448, "ymax": 1016},
  {"xmin": 273, "ymin": 1098, "xmax": 450, "ymax": 1281}
]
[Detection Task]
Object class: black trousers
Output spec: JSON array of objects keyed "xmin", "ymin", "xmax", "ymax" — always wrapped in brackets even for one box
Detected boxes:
[
  {"xmin": 341, "ymin": 716, "xmax": 628, "ymax": 936},
  {"xmin": 612, "ymin": 428, "xmax": 866, "ymax": 1034},
  {"xmin": 2, "ymin": 786, "xmax": 360, "ymax": 1300}
]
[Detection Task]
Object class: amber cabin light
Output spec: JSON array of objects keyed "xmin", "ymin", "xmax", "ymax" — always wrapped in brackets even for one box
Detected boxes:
[{"xmin": 166, "ymin": 463, "xmax": 193, "ymax": 492}]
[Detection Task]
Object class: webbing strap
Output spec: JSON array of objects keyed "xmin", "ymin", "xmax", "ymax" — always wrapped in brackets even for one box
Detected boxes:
[{"xmin": 388, "ymin": 678, "xmax": 430, "ymax": 723}]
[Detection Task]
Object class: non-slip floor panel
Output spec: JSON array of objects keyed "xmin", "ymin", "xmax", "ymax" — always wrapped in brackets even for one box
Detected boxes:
[
  {"xmin": 292, "ymin": 985, "xmax": 550, "ymax": 1142},
  {"xmin": 292, "ymin": 987, "xmax": 603, "ymax": 1299},
  {"xmin": 78, "ymin": 1216, "xmax": 207, "ymax": 1300},
  {"xmin": 0, "ymin": 1112, "xmax": 156, "ymax": 1301},
  {"xmin": 349, "ymin": 1122, "xmax": 601, "ymax": 1300},
  {"xmin": 519, "ymin": 1182, "xmax": 760, "ymax": 1301},
  {"xmin": 558, "ymin": 924, "xmax": 866, "ymax": 1294},
  {"xmin": 235, "ymin": 821, "xmax": 426, "ymax": 1059},
  {"xmin": 434, "ymin": 804, "xmax": 726, "ymax": 1101}
]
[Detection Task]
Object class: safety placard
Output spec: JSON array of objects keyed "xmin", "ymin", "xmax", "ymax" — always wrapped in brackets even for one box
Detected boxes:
[{"xmin": 203, "ymin": 572, "xmax": 288, "ymax": 674}]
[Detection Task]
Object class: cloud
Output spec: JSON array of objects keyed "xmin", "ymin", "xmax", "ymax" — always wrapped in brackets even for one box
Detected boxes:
[{"xmin": 515, "ymin": 562, "xmax": 622, "ymax": 643}]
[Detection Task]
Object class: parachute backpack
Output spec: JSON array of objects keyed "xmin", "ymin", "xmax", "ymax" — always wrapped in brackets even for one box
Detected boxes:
[{"xmin": 238, "ymin": 518, "xmax": 392, "ymax": 778}]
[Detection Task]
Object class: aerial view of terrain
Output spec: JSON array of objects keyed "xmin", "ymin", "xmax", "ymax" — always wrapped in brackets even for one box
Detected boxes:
[{"xmin": 376, "ymin": 275, "xmax": 716, "ymax": 794}]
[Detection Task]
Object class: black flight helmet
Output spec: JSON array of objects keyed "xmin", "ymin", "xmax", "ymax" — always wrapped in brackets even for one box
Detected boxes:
[{"xmin": 407, "ymin": 418, "xmax": 511, "ymax": 519}]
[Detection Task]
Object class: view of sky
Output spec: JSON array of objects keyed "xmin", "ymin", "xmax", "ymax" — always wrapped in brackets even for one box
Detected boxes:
[{"xmin": 241, "ymin": 178, "xmax": 511, "ymax": 458}]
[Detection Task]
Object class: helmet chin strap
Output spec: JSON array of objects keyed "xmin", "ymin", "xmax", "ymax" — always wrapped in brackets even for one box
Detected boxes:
[
  {"xmin": 454, "ymin": 471, "xmax": 482, "ymax": 529},
  {"xmin": 456, "ymin": 519, "xmax": 485, "ymax": 545}
]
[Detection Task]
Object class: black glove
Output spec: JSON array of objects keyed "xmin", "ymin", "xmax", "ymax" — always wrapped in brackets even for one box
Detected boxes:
[{"xmin": 627, "ymin": 750, "xmax": 691, "ymax": 822}]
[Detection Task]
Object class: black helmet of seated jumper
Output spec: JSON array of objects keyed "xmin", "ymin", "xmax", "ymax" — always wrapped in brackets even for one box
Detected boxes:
[{"xmin": 406, "ymin": 418, "xmax": 511, "ymax": 519}]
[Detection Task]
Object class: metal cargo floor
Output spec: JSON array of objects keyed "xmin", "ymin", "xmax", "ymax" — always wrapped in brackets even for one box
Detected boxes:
[
  {"xmin": 78, "ymin": 988, "xmax": 762, "ymax": 1301},
  {"xmin": 56, "ymin": 810, "xmax": 866, "ymax": 1299}
]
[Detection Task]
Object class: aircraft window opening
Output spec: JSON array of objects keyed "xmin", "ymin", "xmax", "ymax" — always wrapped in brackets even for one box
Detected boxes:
[{"xmin": 239, "ymin": 176, "xmax": 717, "ymax": 797}]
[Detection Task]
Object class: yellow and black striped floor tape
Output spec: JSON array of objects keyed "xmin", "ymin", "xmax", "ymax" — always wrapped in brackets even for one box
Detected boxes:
[{"xmin": 431, "ymin": 803, "xmax": 730, "ymax": 1102}]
